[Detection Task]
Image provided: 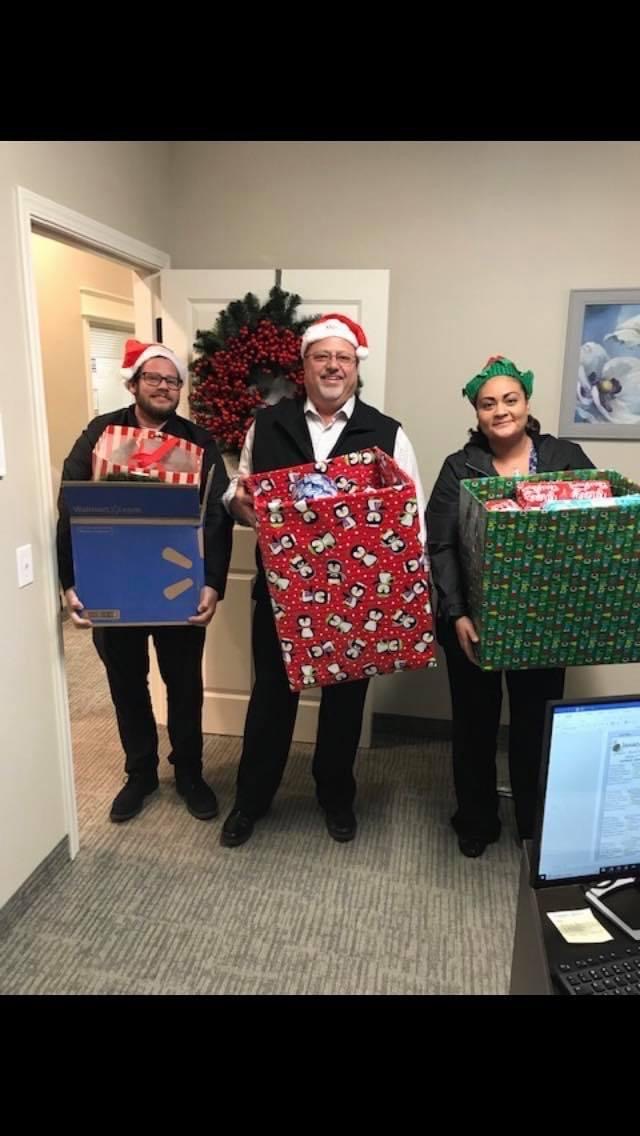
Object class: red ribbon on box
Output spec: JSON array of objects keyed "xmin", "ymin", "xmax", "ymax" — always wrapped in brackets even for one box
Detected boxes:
[{"xmin": 248, "ymin": 446, "xmax": 436, "ymax": 691}]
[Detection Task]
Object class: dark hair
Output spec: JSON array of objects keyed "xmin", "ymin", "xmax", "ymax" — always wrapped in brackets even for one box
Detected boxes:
[
  {"xmin": 468, "ymin": 378, "xmax": 540, "ymax": 442},
  {"xmin": 468, "ymin": 414, "xmax": 541, "ymax": 445}
]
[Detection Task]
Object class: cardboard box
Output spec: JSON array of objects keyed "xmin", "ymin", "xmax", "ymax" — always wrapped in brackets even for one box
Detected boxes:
[
  {"xmin": 459, "ymin": 468, "xmax": 640, "ymax": 670},
  {"xmin": 62, "ymin": 481, "xmax": 206, "ymax": 625},
  {"xmin": 248, "ymin": 447, "xmax": 436, "ymax": 691}
]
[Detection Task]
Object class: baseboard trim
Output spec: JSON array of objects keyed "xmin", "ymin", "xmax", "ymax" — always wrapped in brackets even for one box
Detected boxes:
[
  {"xmin": 0, "ymin": 837, "xmax": 70, "ymax": 940},
  {"xmin": 373, "ymin": 713, "xmax": 509, "ymax": 747}
]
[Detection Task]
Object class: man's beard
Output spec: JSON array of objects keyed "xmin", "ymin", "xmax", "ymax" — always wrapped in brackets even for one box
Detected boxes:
[{"xmin": 135, "ymin": 391, "xmax": 177, "ymax": 422}]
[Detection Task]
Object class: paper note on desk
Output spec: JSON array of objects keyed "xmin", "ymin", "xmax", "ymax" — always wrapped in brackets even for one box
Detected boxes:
[{"xmin": 546, "ymin": 908, "xmax": 613, "ymax": 944}]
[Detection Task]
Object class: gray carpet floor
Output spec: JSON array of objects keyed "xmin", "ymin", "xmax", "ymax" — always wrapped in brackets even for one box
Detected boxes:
[{"xmin": 0, "ymin": 625, "xmax": 520, "ymax": 995}]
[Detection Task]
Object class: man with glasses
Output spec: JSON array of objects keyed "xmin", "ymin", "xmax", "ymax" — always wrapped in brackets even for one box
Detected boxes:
[
  {"xmin": 57, "ymin": 339, "xmax": 232, "ymax": 825},
  {"xmin": 220, "ymin": 314, "xmax": 426, "ymax": 847}
]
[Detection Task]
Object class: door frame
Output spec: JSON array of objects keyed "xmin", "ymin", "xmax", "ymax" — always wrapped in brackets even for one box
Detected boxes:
[{"xmin": 15, "ymin": 187, "xmax": 170, "ymax": 857}]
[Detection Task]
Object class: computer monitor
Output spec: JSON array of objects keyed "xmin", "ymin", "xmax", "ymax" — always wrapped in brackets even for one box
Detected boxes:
[{"xmin": 530, "ymin": 694, "xmax": 640, "ymax": 890}]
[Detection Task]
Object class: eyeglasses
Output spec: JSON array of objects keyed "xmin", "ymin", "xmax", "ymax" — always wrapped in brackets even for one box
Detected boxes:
[
  {"xmin": 307, "ymin": 352, "xmax": 358, "ymax": 368},
  {"xmin": 139, "ymin": 371, "xmax": 183, "ymax": 389}
]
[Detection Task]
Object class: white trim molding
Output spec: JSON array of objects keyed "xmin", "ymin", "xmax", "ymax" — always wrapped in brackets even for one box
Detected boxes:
[
  {"xmin": 15, "ymin": 187, "xmax": 170, "ymax": 859},
  {"xmin": 23, "ymin": 189, "xmax": 171, "ymax": 270},
  {"xmin": 80, "ymin": 287, "xmax": 135, "ymax": 325}
]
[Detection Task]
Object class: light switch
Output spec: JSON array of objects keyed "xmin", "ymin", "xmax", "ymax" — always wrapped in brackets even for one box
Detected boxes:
[{"xmin": 17, "ymin": 544, "xmax": 34, "ymax": 588}]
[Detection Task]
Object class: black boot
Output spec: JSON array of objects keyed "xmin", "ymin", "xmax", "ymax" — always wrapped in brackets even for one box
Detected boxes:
[
  {"xmin": 110, "ymin": 771, "xmax": 159, "ymax": 823},
  {"xmin": 324, "ymin": 808, "xmax": 357, "ymax": 843},
  {"xmin": 175, "ymin": 768, "xmax": 218, "ymax": 820},
  {"xmin": 220, "ymin": 809, "xmax": 255, "ymax": 847}
]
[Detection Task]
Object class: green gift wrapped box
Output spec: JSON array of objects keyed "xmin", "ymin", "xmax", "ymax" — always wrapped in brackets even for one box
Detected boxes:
[{"xmin": 459, "ymin": 469, "xmax": 640, "ymax": 670}]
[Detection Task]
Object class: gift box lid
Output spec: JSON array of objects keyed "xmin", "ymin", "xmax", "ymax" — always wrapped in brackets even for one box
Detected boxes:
[{"xmin": 63, "ymin": 472, "xmax": 213, "ymax": 524}]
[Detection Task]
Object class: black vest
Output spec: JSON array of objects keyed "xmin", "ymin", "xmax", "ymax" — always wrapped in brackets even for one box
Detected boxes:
[{"xmin": 251, "ymin": 396, "xmax": 401, "ymax": 600}]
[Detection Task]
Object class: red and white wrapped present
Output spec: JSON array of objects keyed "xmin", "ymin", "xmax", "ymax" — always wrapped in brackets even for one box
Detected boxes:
[
  {"xmin": 516, "ymin": 479, "xmax": 611, "ymax": 510},
  {"xmin": 91, "ymin": 424, "xmax": 203, "ymax": 484},
  {"xmin": 485, "ymin": 498, "xmax": 522, "ymax": 512},
  {"xmin": 248, "ymin": 446, "xmax": 436, "ymax": 692}
]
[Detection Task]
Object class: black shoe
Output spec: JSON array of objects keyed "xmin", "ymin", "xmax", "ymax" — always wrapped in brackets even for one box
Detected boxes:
[
  {"xmin": 175, "ymin": 772, "xmax": 218, "ymax": 820},
  {"xmin": 457, "ymin": 830, "xmax": 500, "ymax": 858},
  {"xmin": 110, "ymin": 772, "xmax": 159, "ymax": 823},
  {"xmin": 220, "ymin": 808, "xmax": 256, "ymax": 847},
  {"xmin": 324, "ymin": 809, "xmax": 357, "ymax": 843}
]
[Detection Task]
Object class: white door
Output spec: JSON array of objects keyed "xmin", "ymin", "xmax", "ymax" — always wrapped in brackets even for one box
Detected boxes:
[{"xmin": 150, "ymin": 269, "xmax": 390, "ymax": 747}]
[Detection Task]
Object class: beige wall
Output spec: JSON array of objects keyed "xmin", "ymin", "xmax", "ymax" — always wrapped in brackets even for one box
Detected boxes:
[
  {"xmin": 168, "ymin": 141, "xmax": 640, "ymax": 718},
  {"xmin": 32, "ymin": 233, "xmax": 134, "ymax": 494},
  {"xmin": 0, "ymin": 142, "xmax": 170, "ymax": 908}
]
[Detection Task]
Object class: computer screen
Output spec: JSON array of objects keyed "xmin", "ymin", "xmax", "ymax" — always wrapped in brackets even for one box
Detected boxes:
[{"xmin": 530, "ymin": 694, "xmax": 640, "ymax": 888}]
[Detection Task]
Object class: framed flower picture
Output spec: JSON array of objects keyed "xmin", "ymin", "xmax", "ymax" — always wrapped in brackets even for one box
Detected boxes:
[{"xmin": 559, "ymin": 288, "xmax": 640, "ymax": 440}]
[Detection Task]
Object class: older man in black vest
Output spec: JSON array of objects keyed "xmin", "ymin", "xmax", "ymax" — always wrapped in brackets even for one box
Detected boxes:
[{"xmin": 221, "ymin": 314, "xmax": 425, "ymax": 847}]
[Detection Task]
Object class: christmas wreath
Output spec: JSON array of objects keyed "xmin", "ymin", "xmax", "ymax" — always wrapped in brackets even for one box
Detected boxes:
[{"xmin": 189, "ymin": 285, "xmax": 317, "ymax": 454}]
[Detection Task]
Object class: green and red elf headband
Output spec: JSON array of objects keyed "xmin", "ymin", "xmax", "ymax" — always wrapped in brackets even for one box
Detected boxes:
[{"xmin": 462, "ymin": 355, "xmax": 534, "ymax": 404}]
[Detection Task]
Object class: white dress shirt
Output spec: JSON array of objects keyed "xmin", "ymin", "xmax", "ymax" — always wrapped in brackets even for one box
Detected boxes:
[{"xmin": 223, "ymin": 395, "xmax": 426, "ymax": 545}]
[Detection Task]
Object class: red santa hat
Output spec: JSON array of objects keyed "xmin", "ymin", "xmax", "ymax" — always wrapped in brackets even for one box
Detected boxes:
[
  {"xmin": 120, "ymin": 339, "xmax": 187, "ymax": 385},
  {"xmin": 300, "ymin": 313, "xmax": 369, "ymax": 361}
]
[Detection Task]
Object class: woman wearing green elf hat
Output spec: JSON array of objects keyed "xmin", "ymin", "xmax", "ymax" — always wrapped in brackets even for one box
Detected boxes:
[{"xmin": 426, "ymin": 356, "xmax": 594, "ymax": 857}]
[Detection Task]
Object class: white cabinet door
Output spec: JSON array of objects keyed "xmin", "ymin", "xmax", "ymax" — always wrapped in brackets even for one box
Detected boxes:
[{"xmin": 150, "ymin": 268, "xmax": 389, "ymax": 747}]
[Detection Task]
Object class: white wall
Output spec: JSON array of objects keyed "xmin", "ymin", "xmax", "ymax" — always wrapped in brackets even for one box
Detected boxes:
[
  {"xmin": 168, "ymin": 140, "xmax": 640, "ymax": 719},
  {"xmin": 0, "ymin": 142, "xmax": 170, "ymax": 908}
]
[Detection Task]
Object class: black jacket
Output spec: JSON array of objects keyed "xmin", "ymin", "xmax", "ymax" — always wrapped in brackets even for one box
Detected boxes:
[
  {"xmin": 56, "ymin": 406, "xmax": 233, "ymax": 598},
  {"xmin": 426, "ymin": 432, "xmax": 595, "ymax": 625},
  {"xmin": 251, "ymin": 395, "xmax": 400, "ymax": 473}
]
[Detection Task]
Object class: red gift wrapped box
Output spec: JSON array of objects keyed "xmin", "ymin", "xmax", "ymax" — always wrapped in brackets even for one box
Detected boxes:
[
  {"xmin": 485, "ymin": 498, "xmax": 522, "ymax": 512},
  {"xmin": 248, "ymin": 447, "xmax": 436, "ymax": 691},
  {"xmin": 516, "ymin": 479, "xmax": 611, "ymax": 510}
]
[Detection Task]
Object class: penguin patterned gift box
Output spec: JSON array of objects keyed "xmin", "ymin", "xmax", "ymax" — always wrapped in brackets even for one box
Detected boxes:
[{"xmin": 248, "ymin": 447, "xmax": 436, "ymax": 691}]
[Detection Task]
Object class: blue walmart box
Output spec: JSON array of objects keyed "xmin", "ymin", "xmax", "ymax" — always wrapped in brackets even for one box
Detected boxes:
[{"xmin": 62, "ymin": 481, "xmax": 206, "ymax": 625}]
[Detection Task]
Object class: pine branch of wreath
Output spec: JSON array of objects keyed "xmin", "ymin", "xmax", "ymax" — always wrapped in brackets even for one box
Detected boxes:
[{"xmin": 188, "ymin": 285, "xmax": 321, "ymax": 455}]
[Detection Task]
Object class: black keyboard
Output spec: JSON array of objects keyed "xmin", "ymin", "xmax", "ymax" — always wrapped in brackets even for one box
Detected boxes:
[{"xmin": 552, "ymin": 942, "xmax": 640, "ymax": 995}]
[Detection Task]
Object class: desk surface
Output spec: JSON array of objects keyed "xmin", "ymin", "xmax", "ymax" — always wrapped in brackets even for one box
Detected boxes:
[{"xmin": 510, "ymin": 844, "xmax": 634, "ymax": 995}]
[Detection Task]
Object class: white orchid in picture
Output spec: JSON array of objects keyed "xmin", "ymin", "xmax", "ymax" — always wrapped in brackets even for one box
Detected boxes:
[
  {"xmin": 604, "ymin": 312, "xmax": 640, "ymax": 349},
  {"xmin": 574, "ymin": 303, "xmax": 640, "ymax": 426}
]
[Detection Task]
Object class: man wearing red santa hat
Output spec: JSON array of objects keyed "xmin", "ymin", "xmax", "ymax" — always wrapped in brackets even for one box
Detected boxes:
[
  {"xmin": 220, "ymin": 314, "xmax": 426, "ymax": 847},
  {"xmin": 57, "ymin": 339, "xmax": 232, "ymax": 826}
]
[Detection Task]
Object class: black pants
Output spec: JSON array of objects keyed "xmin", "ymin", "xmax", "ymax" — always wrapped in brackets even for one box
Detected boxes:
[
  {"xmin": 93, "ymin": 625, "xmax": 206, "ymax": 778},
  {"xmin": 439, "ymin": 620, "xmax": 565, "ymax": 841},
  {"xmin": 235, "ymin": 600, "xmax": 369, "ymax": 816}
]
